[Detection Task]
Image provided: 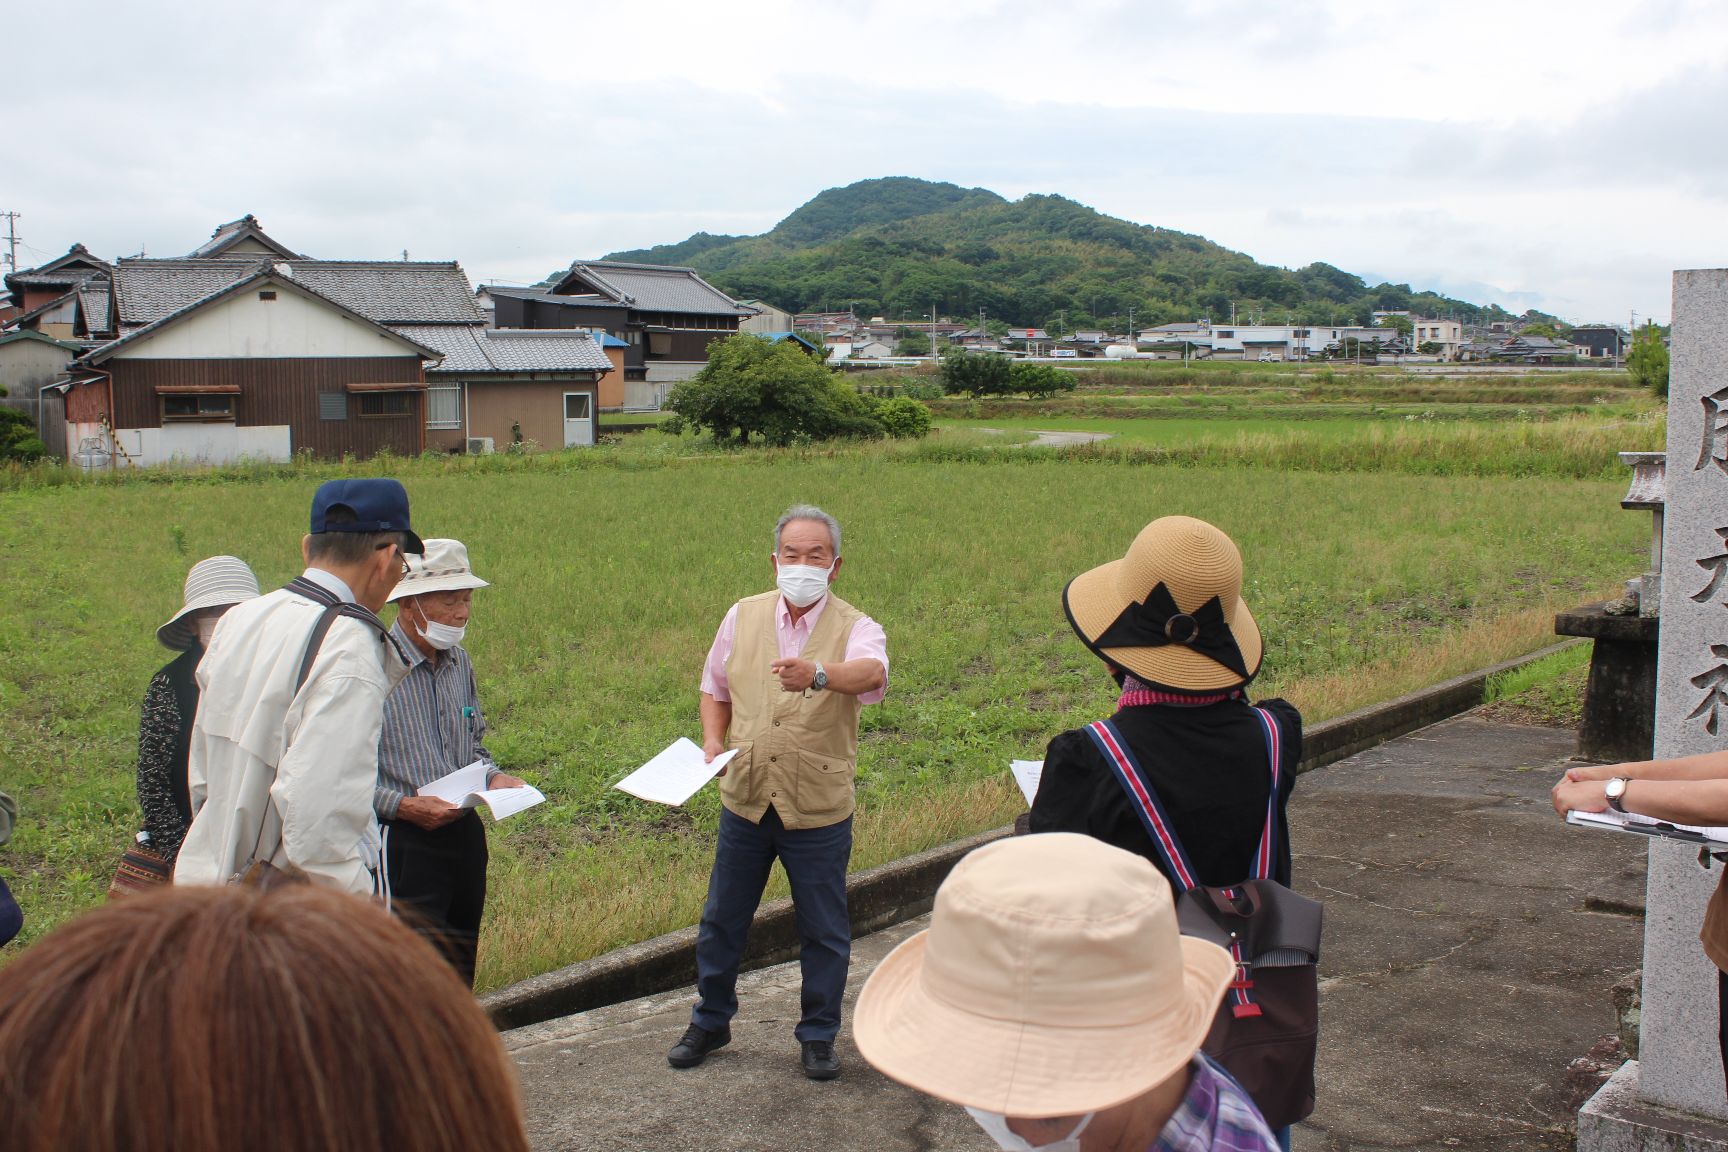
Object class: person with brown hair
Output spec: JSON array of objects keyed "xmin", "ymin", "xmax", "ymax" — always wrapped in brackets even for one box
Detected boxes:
[{"xmin": 0, "ymin": 884, "xmax": 529, "ymax": 1152}]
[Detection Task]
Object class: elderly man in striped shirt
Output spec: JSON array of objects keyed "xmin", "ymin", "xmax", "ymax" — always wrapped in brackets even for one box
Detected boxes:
[{"xmin": 376, "ymin": 538, "xmax": 526, "ymax": 988}]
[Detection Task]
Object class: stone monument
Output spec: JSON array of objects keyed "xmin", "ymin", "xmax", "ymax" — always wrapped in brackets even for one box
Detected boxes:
[{"xmin": 1579, "ymin": 269, "xmax": 1728, "ymax": 1146}]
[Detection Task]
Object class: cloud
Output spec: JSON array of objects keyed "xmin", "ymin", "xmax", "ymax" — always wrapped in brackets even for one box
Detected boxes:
[{"xmin": 7, "ymin": 0, "xmax": 1726, "ymax": 324}]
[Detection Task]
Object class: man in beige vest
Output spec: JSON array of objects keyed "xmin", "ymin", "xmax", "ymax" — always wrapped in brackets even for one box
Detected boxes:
[{"xmin": 669, "ymin": 505, "xmax": 889, "ymax": 1081}]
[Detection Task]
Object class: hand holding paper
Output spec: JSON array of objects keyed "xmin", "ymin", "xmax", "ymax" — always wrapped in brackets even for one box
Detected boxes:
[
  {"xmin": 417, "ymin": 761, "xmax": 545, "ymax": 821},
  {"xmin": 616, "ymin": 738, "xmax": 738, "ymax": 807}
]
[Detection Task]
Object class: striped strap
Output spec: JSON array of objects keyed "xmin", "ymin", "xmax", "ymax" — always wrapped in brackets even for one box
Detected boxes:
[
  {"xmin": 1084, "ymin": 720, "xmax": 1197, "ymax": 889},
  {"xmin": 1086, "ymin": 710, "xmax": 1286, "ymax": 1019}
]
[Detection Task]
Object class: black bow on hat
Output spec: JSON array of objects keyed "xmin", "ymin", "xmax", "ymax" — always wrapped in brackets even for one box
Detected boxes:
[{"xmin": 1090, "ymin": 582, "xmax": 1250, "ymax": 678}]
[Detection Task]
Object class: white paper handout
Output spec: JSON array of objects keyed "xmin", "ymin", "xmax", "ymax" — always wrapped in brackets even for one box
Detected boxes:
[
  {"xmin": 1010, "ymin": 760, "xmax": 1044, "ymax": 805},
  {"xmin": 615, "ymin": 738, "xmax": 738, "ymax": 807},
  {"xmin": 1566, "ymin": 807, "xmax": 1728, "ymax": 848},
  {"xmin": 417, "ymin": 760, "xmax": 546, "ymax": 821}
]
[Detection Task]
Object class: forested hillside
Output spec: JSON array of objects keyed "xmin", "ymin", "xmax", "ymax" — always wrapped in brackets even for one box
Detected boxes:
[{"xmin": 601, "ymin": 177, "xmax": 1531, "ymax": 331}]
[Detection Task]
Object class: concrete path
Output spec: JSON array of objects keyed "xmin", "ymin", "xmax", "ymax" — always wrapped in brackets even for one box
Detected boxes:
[
  {"xmin": 507, "ymin": 715, "xmax": 1647, "ymax": 1150},
  {"xmin": 975, "ymin": 427, "xmax": 1113, "ymax": 448},
  {"xmin": 1025, "ymin": 429, "xmax": 1111, "ymax": 448}
]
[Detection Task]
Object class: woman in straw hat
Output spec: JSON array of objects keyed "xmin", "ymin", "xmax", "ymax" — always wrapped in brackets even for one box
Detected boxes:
[
  {"xmin": 134, "ymin": 556, "xmax": 260, "ymax": 867},
  {"xmin": 854, "ymin": 833, "xmax": 1281, "ymax": 1151},
  {"xmin": 1031, "ymin": 515, "xmax": 1301, "ymax": 895},
  {"xmin": 1030, "ymin": 516, "xmax": 1304, "ymax": 1148}
]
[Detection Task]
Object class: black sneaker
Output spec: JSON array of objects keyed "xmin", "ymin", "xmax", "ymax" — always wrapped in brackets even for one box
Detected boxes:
[
  {"xmin": 800, "ymin": 1039, "xmax": 841, "ymax": 1080},
  {"xmin": 667, "ymin": 1023, "xmax": 731, "ymax": 1069}
]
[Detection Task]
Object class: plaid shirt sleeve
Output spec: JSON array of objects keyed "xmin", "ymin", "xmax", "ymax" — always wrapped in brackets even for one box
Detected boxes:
[{"xmin": 1152, "ymin": 1054, "xmax": 1281, "ymax": 1152}]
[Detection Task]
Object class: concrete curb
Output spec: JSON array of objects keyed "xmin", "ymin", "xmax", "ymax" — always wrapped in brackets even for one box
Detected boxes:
[{"xmin": 482, "ymin": 639, "xmax": 1583, "ymax": 1031}]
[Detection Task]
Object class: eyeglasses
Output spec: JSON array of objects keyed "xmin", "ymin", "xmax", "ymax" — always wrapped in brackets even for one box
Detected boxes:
[{"xmin": 376, "ymin": 541, "xmax": 410, "ymax": 577}]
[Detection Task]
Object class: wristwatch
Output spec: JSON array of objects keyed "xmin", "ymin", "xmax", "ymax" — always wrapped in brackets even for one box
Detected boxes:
[
  {"xmin": 811, "ymin": 662, "xmax": 828, "ymax": 691},
  {"xmin": 1605, "ymin": 777, "xmax": 1630, "ymax": 813}
]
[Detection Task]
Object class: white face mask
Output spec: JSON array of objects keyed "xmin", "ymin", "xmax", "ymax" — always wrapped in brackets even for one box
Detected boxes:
[
  {"xmin": 412, "ymin": 602, "xmax": 467, "ymax": 650},
  {"xmin": 775, "ymin": 560, "xmax": 833, "ymax": 608},
  {"xmin": 964, "ymin": 1108, "xmax": 1093, "ymax": 1152}
]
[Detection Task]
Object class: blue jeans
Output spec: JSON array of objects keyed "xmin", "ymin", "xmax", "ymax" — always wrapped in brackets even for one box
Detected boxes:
[
  {"xmin": 0, "ymin": 875, "xmax": 20, "ymax": 948},
  {"xmin": 692, "ymin": 805, "xmax": 853, "ymax": 1042}
]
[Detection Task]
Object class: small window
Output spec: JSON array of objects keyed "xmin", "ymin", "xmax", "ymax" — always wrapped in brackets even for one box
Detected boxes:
[
  {"xmin": 162, "ymin": 394, "xmax": 236, "ymax": 422},
  {"xmin": 319, "ymin": 392, "xmax": 347, "ymax": 421},
  {"xmin": 258, "ymin": 290, "xmax": 277, "ymax": 301},
  {"xmin": 564, "ymin": 392, "xmax": 592, "ymax": 420},
  {"xmin": 1217, "ymin": 329, "xmax": 1235, "ymax": 338},
  {"xmin": 426, "ymin": 383, "xmax": 461, "ymax": 430},
  {"xmin": 359, "ymin": 392, "xmax": 413, "ymax": 417},
  {"xmin": 647, "ymin": 332, "xmax": 672, "ymax": 356}
]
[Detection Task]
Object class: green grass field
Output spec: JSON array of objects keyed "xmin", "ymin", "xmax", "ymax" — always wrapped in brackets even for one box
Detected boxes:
[{"xmin": 0, "ymin": 409, "xmax": 1655, "ymax": 989}]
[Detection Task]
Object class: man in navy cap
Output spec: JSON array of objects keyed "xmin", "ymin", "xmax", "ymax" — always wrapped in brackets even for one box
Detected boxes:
[{"xmin": 177, "ymin": 479, "xmax": 425, "ymax": 894}]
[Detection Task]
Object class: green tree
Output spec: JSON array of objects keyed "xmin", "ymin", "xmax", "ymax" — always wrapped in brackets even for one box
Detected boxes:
[
  {"xmin": 895, "ymin": 330, "xmax": 931, "ymax": 356},
  {"xmin": 665, "ymin": 333, "xmax": 882, "ymax": 445},
  {"xmin": 1379, "ymin": 314, "xmax": 1414, "ymax": 338},
  {"xmin": 1627, "ymin": 323, "xmax": 1670, "ymax": 397},
  {"xmin": 1008, "ymin": 361, "xmax": 1077, "ymax": 398},
  {"xmin": 1519, "ymin": 322, "xmax": 1561, "ymax": 340},
  {"xmin": 940, "ymin": 349, "xmax": 1012, "ymax": 397}
]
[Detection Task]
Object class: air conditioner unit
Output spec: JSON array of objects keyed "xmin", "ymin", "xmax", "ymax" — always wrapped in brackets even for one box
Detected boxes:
[{"xmin": 466, "ymin": 437, "xmax": 495, "ymax": 455}]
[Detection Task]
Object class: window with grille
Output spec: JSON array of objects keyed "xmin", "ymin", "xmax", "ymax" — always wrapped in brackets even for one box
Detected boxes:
[
  {"xmin": 426, "ymin": 384, "xmax": 461, "ymax": 429},
  {"xmin": 319, "ymin": 392, "xmax": 348, "ymax": 421}
]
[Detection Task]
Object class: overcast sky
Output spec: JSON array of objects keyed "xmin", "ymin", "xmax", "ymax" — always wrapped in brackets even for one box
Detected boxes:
[{"xmin": 8, "ymin": 0, "xmax": 1726, "ymax": 324}]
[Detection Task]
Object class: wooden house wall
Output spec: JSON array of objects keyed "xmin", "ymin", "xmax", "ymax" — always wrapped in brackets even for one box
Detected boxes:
[{"xmin": 105, "ymin": 356, "xmax": 426, "ymax": 459}]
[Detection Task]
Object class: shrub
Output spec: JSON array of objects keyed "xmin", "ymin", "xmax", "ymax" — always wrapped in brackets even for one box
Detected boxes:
[
  {"xmin": 0, "ymin": 408, "xmax": 45, "ymax": 461},
  {"xmin": 876, "ymin": 396, "xmax": 933, "ymax": 439}
]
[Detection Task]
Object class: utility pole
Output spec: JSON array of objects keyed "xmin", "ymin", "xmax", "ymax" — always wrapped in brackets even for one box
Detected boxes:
[
  {"xmin": 930, "ymin": 303, "xmax": 938, "ymax": 360},
  {"xmin": 0, "ymin": 211, "xmax": 19, "ymax": 273},
  {"xmin": 1127, "ymin": 305, "xmax": 1134, "ymax": 345}
]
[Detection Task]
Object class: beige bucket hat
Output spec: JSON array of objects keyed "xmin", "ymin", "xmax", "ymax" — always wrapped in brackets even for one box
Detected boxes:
[
  {"xmin": 1062, "ymin": 515, "xmax": 1263, "ymax": 693},
  {"xmin": 853, "ymin": 833, "xmax": 1235, "ymax": 1119},
  {"xmin": 387, "ymin": 538, "xmax": 489, "ymax": 602},
  {"xmin": 156, "ymin": 555, "xmax": 260, "ymax": 651}
]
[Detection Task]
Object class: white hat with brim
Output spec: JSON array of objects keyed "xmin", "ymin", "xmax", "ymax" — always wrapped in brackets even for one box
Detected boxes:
[
  {"xmin": 387, "ymin": 537, "xmax": 489, "ymax": 602},
  {"xmin": 157, "ymin": 555, "xmax": 261, "ymax": 651},
  {"xmin": 853, "ymin": 834, "xmax": 1236, "ymax": 1119}
]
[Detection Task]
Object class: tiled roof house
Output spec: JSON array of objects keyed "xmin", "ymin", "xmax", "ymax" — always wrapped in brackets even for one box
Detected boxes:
[
  {"xmin": 48, "ymin": 217, "xmax": 613, "ymax": 466},
  {"xmin": 493, "ymin": 259, "xmax": 753, "ymax": 397}
]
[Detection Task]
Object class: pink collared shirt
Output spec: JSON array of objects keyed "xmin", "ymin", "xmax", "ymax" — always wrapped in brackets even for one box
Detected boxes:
[{"xmin": 701, "ymin": 592, "xmax": 889, "ymax": 706}]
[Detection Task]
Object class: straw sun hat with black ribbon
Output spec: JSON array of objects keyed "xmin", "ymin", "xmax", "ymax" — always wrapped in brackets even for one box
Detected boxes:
[{"xmin": 1063, "ymin": 515, "xmax": 1263, "ymax": 693}]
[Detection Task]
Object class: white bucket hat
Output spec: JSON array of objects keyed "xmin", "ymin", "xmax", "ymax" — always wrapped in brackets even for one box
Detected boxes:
[
  {"xmin": 387, "ymin": 538, "xmax": 489, "ymax": 602},
  {"xmin": 853, "ymin": 833, "xmax": 1235, "ymax": 1119},
  {"xmin": 156, "ymin": 556, "xmax": 260, "ymax": 651}
]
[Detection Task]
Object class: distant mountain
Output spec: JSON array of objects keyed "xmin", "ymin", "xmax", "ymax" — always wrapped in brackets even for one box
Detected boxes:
[{"xmin": 602, "ymin": 177, "xmax": 1535, "ymax": 330}]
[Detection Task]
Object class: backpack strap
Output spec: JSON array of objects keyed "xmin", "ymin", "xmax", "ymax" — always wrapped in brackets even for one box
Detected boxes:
[
  {"xmin": 283, "ymin": 577, "xmax": 400, "ymax": 692},
  {"xmin": 1083, "ymin": 719, "xmax": 1199, "ymax": 890},
  {"xmin": 1247, "ymin": 705, "xmax": 1284, "ymax": 882},
  {"xmin": 1086, "ymin": 712, "xmax": 1286, "ymax": 1021}
]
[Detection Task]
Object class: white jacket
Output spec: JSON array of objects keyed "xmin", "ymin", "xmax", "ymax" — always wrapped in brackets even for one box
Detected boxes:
[{"xmin": 175, "ymin": 585, "xmax": 406, "ymax": 894}]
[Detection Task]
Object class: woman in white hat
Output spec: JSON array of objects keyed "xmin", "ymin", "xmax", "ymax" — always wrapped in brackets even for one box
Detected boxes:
[
  {"xmin": 135, "ymin": 556, "xmax": 260, "ymax": 868},
  {"xmin": 1029, "ymin": 516, "xmax": 1306, "ymax": 1143},
  {"xmin": 854, "ymin": 833, "xmax": 1281, "ymax": 1151}
]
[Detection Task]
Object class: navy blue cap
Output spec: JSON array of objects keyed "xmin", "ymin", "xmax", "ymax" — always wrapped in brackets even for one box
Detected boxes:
[{"xmin": 309, "ymin": 478, "xmax": 425, "ymax": 555}]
